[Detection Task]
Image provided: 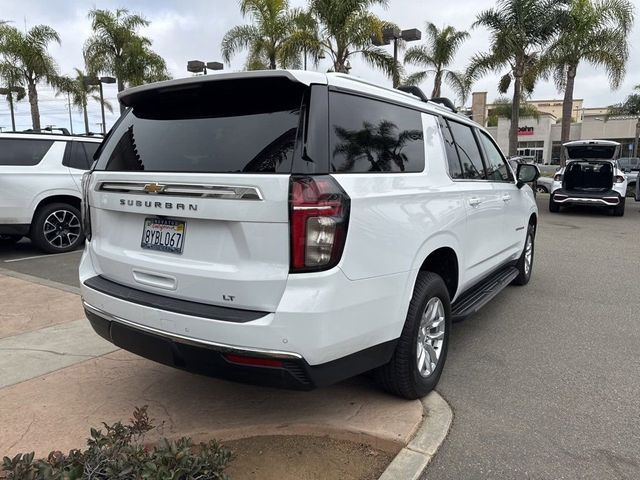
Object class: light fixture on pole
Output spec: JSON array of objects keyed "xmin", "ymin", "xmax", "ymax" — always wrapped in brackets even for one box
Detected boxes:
[
  {"xmin": 187, "ymin": 60, "xmax": 223, "ymax": 75},
  {"xmin": 372, "ymin": 27, "xmax": 422, "ymax": 88},
  {"xmin": 84, "ymin": 76, "xmax": 116, "ymax": 134}
]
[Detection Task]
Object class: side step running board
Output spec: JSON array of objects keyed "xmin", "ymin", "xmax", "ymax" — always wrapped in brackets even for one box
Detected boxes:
[{"xmin": 451, "ymin": 266, "xmax": 519, "ymax": 321}]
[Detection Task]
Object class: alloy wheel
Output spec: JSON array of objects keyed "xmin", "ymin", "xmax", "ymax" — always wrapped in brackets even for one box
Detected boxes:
[
  {"xmin": 416, "ymin": 297, "xmax": 446, "ymax": 377},
  {"xmin": 43, "ymin": 209, "xmax": 81, "ymax": 249}
]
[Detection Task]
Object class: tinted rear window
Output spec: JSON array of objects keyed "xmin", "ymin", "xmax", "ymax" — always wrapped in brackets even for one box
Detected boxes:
[
  {"xmin": 0, "ymin": 139, "xmax": 54, "ymax": 166},
  {"xmin": 95, "ymin": 78, "xmax": 305, "ymax": 173},
  {"xmin": 566, "ymin": 145, "xmax": 617, "ymax": 160}
]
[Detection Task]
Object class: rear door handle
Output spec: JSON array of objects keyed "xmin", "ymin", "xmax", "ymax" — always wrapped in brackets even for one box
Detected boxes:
[
  {"xmin": 468, "ymin": 197, "xmax": 482, "ymax": 207},
  {"xmin": 502, "ymin": 194, "xmax": 512, "ymax": 202}
]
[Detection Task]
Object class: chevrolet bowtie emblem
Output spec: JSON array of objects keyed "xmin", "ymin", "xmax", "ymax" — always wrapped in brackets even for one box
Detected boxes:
[{"xmin": 143, "ymin": 182, "xmax": 166, "ymax": 194}]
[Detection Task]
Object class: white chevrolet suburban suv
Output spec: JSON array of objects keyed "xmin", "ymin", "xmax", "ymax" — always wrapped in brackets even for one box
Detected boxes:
[
  {"xmin": 80, "ymin": 71, "xmax": 539, "ymax": 399},
  {"xmin": 0, "ymin": 131, "xmax": 102, "ymax": 252}
]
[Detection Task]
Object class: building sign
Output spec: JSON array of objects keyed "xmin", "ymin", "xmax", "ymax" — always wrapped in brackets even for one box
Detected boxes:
[{"xmin": 518, "ymin": 126, "xmax": 534, "ymax": 136}]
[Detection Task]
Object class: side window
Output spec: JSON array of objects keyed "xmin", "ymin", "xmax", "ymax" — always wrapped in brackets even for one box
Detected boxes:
[
  {"xmin": 83, "ymin": 142, "xmax": 100, "ymax": 168},
  {"xmin": 0, "ymin": 139, "xmax": 54, "ymax": 166},
  {"xmin": 447, "ymin": 121, "xmax": 486, "ymax": 180},
  {"xmin": 64, "ymin": 142, "xmax": 91, "ymax": 170},
  {"xmin": 478, "ymin": 131, "xmax": 513, "ymax": 182},
  {"xmin": 439, "ymin": 118, "xmax": 464, "ymax": 179},
  {"xmin": 329, "ymin": 92, "xmax": 425, "ymax": 173}
]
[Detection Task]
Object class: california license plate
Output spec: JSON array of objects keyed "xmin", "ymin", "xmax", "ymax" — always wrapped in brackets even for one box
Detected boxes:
[{"xmin": 141, "ymin": 218, "xmax": 185, "ymax": 254}]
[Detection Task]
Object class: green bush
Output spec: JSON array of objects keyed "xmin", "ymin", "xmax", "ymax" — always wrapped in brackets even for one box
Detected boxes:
[{"xmin": 2, "ymin": 406, "xmax": 231, "ymax": 480}]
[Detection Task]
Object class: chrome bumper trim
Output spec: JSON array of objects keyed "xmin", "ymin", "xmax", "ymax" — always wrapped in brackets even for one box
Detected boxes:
[
  {"xmin": 553, "ymin": 196, "xmax": 619, "ymax": 206},
  {"xmin": 82, "ymin": 300, "xmax": 302, "ymax": 360}
]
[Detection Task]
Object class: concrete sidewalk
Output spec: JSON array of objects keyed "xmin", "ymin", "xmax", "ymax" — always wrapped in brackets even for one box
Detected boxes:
[{"xmin": 0, "ymin": 274, "xmax": 424, "ymax": 459}]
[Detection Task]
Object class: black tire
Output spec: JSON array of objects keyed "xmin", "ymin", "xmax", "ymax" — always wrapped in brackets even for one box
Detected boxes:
[
  {"xmin": 31, "ymin": 203, "xmax": 84, "ymax": 254},
  {"xmin": 374, "ymin": 272, "xmax": 451, "ymax": 399},
  {"xmin": 512, "ymin": 224, "xmax": 535, "ymax": 286},
  {"xmin": 536, "ymin": 185, "xmax": 548, "ymax": 194},
  {"xmin": 611, "ymin": 198, "xmax": 625, "ymax": 217},
  {"xmin": 549, "ymin": 197, "xmax": 560, "ymax": 212}
]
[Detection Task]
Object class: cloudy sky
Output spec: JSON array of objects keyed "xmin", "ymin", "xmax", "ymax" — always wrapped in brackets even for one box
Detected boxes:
[{"xmin": 1, "ymin": 0, "xmax": 639, "ymax": 133}]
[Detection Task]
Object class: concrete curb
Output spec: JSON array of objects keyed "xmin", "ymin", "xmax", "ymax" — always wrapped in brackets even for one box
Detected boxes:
[
  {"xmin": 378, "ymin": 391, "xmax": 452, "ymax": 480},
  {"xmin": 0, "ymin": 267, "xmax": 81, "ymax": 295}
]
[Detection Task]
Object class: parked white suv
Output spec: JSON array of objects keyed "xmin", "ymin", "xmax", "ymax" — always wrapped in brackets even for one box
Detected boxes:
[
  {"xmin": 0, "ymin": 131, "xmax": 102, "ymax": 252},
  {"xmin": 80, "ymin": 71, "xmax": 539, "ymax": 399},
  {"xmin": 550, "ymin": 140, "xmax": 627, "ymax": 216}
]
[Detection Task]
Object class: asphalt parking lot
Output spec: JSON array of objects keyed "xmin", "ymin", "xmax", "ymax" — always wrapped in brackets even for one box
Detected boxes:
[{"xmin": 1, "ymin": 196, "xmax": 639, "ymax": 479}]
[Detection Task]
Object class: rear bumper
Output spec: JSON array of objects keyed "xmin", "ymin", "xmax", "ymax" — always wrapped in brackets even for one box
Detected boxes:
[
  {"xmin": 80, "ymin": 246, "xmax": 408, "ymax": 388},
  {"xmin": 84, "ymin": 301, "xmax": 396, "ymax": 390},
  {"xmin": 551, "ymin": 189, "xmax": 622, "ymax": 206}
]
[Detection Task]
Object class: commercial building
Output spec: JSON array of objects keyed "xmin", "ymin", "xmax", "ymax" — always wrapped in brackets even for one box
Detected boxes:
[{"xmin": 470, "ymin": 92, "xmax": 640, "ymax": 164}]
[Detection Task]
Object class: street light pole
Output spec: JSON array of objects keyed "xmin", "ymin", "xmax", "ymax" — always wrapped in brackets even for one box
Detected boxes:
[
  {"xmin": 372, "ymin": 27, "xmax": 421, "ymax": 89},
  {"xmin": 187, "ymin": 60, "xmax": 223, "ymax": 76}
]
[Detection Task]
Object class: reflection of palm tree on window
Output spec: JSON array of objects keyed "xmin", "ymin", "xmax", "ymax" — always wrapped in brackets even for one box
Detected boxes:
[
  {"xmin": 333, "ymin": 120, "xmax": 423, "ymax": 172},
  {"xmin": 457, "ymin": 143, "xmax": 483, "ymax": 179}
]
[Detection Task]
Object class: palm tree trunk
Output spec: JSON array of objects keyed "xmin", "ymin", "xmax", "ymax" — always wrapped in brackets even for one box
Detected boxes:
[
  {"xmin": 83, "ymin": 104, "xmax": 90, "ymax": 134},
  {"xmin": 431, "ymin": 69, "xmax": 443, "ymax": 98},
  {"xmin": 509, "ymin": 73, "xmax": 522, "ymax": 157},
  {"xmin": 8, "ymin": 91, "xmax": 16, "ymax": 131},
  {"xmin": 560, "ymin": 65, "xmax": 577, "ymax": 167},
  {"xmin": 27, "ymin": 81, "xmax": 40, "ymax": 131},
  {"xmin": 117, "ymin": 78, "xmax": 125, "ymax": 114}
]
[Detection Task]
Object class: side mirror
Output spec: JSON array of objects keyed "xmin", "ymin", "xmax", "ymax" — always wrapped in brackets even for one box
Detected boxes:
[{"xmin": 516, "ymin": 163, "xmax": 540, "ymax": 189}]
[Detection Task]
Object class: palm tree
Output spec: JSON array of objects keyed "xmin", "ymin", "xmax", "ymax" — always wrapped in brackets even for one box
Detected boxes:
[
  {"xmin": 0, "ymin": 64, "xmax": 25, "ymax": 131},
  {"xmin": 0, "ymin": 24, "xmax": 60, "ymax": 130},
  {"xmin": 222, "ymin": 0, "xmax": 302, "ymax": 70},
  {"xmin": 305, "ymin": 0, "xmax": 396, "ymax": 77},
  {"xmin": 543, "ymin": 0, "xmax": 634, "ymax": 165},
  {"xmin": 468, "ymin": 0, "xmax": 568, "ymax": 156},
  {"xmin": 403, "ymin": 23, "xmax": 470, "ymax": 103},
  {"xmin": 56, "ymin": 69, "xmax": 113, "ymax": 134},
  {"xmin": 487, "ymin": 96, "xmax": 539, "ymax": 127},
  {"xmin": 608, "ymin": 84, "xmax": 640, "ymax": 117},
  {"xmin": 84, "ymin": 8, "xmax": 169, "ymax": 114}
]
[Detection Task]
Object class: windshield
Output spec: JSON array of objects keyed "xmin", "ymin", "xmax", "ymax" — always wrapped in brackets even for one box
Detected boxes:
[{"xmin": 94, "ymin": 78, "xmax": 306, "ymax": 174}]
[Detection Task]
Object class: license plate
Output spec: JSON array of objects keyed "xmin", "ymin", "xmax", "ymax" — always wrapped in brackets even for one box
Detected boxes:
[{"xmin": 141, "ymin": 218, "xmax": 186, "ymax": 254}]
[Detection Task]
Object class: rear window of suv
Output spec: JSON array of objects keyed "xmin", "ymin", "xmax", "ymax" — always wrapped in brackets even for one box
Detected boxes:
[
  {"xmin": 95, "ymin": 78, "xmax": 306, "ymax": 173},
  {"xmin": 0, "ymin": 138, "xmax": 54, "ymax": 166}
]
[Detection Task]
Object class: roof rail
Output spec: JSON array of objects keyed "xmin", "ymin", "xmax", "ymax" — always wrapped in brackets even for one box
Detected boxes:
[
  {"xmin": 430, "ymin": 97, "xmax": 457, "ymax": 113},
  {"xmin": 396, "ymin": 85, "xmax": 429, "ymax": 102},
  {"xmin": 22, "ymin": 127, "xmax": 71, "ymax": 135},
  {"xmin": 396, "ymin": 86, "xmax": 458, "ymax": 113}
]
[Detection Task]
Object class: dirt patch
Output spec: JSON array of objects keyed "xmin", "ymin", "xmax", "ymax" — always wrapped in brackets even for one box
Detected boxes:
[{"xmin": 224, "ymin": 435, "xmax": 394, "ymax": 480}]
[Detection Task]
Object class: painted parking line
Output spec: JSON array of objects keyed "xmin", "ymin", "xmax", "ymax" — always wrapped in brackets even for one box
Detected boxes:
[{"xmin": 3, "ymin": 250, "xmax": 81, "ymax": 263}]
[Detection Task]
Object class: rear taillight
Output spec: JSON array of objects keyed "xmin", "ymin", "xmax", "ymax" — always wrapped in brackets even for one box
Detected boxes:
[
  {"xmin": 289, "ymin": 175, "xmax": 350, "ymax": 273},
  {"xmin": 81, "ymin": 172, "xmax": 92, "ymax": 241},
  {"xmin": 554, "ymin": 174, "xmax": 563, "ymax": 182},
  {"xmin": 614, "ymin": 175, "xmax": 625, "ymax": 183}
]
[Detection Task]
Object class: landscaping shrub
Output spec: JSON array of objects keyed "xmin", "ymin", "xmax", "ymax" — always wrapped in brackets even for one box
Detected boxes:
[{"xmin": 1, "ymin": 406, "xmax": 231, "ymax": 480}]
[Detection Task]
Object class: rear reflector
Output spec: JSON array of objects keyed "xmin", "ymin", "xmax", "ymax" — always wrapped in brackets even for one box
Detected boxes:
[
  {"xmin": 223, "ymin": 354, "xmax": 284, "ymax": 368},
  {"xmin": 289, "ymin": 176, "xmax": 350, "ymax": 273}
]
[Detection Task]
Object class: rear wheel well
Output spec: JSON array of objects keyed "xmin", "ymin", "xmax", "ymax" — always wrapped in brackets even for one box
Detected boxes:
[
  {"xmin": 419, "ymin": 247, "xmax": 458, "ymax": 300},
  {"xmin": 34, "ymin": 195, "xmax": 81, "ymax": 217}
]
